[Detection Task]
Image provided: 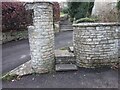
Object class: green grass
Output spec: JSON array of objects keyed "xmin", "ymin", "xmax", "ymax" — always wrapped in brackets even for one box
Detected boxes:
[
  {"xmin": 60, "ymin": 47, "xmax": 69, "ymax": 50},
  {"xmin": 1, "ymin": 73, "xmax": 18, "ymax": 81}
]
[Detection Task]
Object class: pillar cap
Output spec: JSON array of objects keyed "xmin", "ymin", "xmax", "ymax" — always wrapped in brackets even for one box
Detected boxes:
[{"xmin": 25, "ymin": 2, "xmax": 53, "ymax": 10}]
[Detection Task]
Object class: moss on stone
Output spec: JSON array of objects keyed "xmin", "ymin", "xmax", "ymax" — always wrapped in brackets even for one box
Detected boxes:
[
  {"xmin": 75, "ymin": 17, "xmax": 98, "ymax": 23},
  {"xmin": 2, "ymin": 74, "xmax": 18, "ymax": 81},
  {"xmin": 60, "ymin": 47, "xmax": 69, "ymax": 50}
]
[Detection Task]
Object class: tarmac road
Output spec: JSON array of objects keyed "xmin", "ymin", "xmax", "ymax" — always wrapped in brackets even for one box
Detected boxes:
[
  {"xmin": 2, "ymin": 31, "xmax": 73, "ymax": 74},
  {"xmin": 2, "ymin": 67, "xmax": 118, "ymax": 88},
  {"xmin": 2, "ymin": 31, "xmax": 118, "ymax": 88}
]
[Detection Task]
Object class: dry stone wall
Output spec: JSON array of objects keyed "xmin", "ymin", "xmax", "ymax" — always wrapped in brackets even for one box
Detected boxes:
[
  {"xmin": 26, "ymin": 2, "xmax": 55, "ymax": 73},
  {"xmin": 73, "ymin": 23, "xmax": 120, "ymax": 68},
  {"xmin": 1, "ymin": 30, "xmax": 28, "ymax": 44}
]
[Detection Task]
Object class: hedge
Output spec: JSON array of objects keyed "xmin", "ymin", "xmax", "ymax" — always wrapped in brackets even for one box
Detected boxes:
[
  {"xmin": 2, "ymin": 2, "xmax": 32, "ymax": 32},
  {"xmin": 2, "ymin": 2, "xmax": 60, "ymax": 32}
]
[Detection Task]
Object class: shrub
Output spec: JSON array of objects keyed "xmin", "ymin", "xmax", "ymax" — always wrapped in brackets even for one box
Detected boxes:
[
  {"xmin": 67, "ymin": 1, "xmax": 94, "ymax": 21},
  {"xmin": 61, "ymin": 7, "xmax": 68, "ymax": 14},
  {"xmin": 2, "ymin": 2, "xmax": 32, "ymax": 32},
  {"xmin": 117, "ymin": 1, "xmax": 120, "ymax": 10},
  {"xmin": 53, "ymin": 2, "xmax": 60, "ymax": 22}
]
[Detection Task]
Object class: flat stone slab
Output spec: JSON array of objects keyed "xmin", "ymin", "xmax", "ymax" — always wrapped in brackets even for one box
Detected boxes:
[
  {"xmin": 55, "ymin": 50, "xmax": 74, "ymax": 57},
  {"xmin": 56, "ymin": 64, "xmax": 78, "ymax": 71}
]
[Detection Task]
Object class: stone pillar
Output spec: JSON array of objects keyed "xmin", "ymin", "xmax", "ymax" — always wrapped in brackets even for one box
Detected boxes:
[{"xmin": 26, "ymin": 2, "xmax": 55, "ymax": 73}]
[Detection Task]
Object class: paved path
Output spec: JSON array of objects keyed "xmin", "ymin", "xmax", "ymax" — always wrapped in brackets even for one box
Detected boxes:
[
  {"xmin": 2, "ymin": 67, "xmax": 118, "ymax": 88},
  {"xmin": 2, "ymin": 31, "xmax": 73, "ymax": 74}
]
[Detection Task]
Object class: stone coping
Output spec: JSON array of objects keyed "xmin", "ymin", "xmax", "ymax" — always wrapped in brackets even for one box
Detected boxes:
[
  {"xmin": 25, "ymin": 2, "xmax": 53, "ymax": 7},
  {"xmin": 25, "ymin": 2, "xmax": 53, "ymax": 10},
  {"xmin": 25, "ymin": 2, "xmax": 53, "ymax": 4},
  {"xmin": 73, "ymin": 22, "xmax": 120, "ymax": 27}
]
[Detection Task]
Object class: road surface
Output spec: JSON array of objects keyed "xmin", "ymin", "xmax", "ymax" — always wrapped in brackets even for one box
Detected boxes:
[
  {"xmin": 2, "ymin": 67, "xmax": 118, "ymax": 88},
  {"xmin": 2, "ymin": 31, "xmax": 73, "ymax": 74}
]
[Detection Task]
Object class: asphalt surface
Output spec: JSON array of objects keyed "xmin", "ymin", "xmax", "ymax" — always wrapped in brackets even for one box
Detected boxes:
[
  {"xmin": 2, "ymin": 67, "xmax": 118, "ymax": 88},
  {"xmin": 2, "ymin": 31, "xmax": 119, "ymax": 88},
  {"xmin": 2, "ymin": 31, "xmax": 73, "ymax": 74}
]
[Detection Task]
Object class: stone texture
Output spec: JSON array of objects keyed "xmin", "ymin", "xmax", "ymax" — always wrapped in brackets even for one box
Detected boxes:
[
  {"xmin": 26, "ymin": 2, "xmax": 55, "ymax": 73},
  {"xmin": 1, "ymin": 30, "xmax": 28, "ymax": 44},
  {"xmin": 9, "ymin": 60, "xmax": 33, "ymax": 76},
  {"xmin": 55, "ymin": 49, "xmax": 76, "ymax": 64},
  {"xmin": 73, "ymin": 23, "xmax": 120, "ymax": 68},
  {"xmin": 54, "ymin": 22, "xmax": 60, "ymax": 33},
  {"xmin": 55, "ymin": 64, "xmax": 77, "ymax": 71},
  {"xmin": 8, "ymin": 60, "xmax": 49, "ymax": 76},
  {"xmin": 118, "ymin": 26, "xmax": 120, "ymax": 58},
  {"xmin": 55, "ymin": 50, "xmax": 74, "ymax": 57},
  {"xmin": 6, "ymin": 49, "xmax": 75, "ymax": 76}
]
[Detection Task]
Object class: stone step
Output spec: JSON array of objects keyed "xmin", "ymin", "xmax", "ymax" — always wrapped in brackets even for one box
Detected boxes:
[
  {"xmin": 60, "ymin": 23, "xmax": 72, "ymax": 27},
  {"xmin": 55, "ymin": 50, "xmax": 76, "ymax": 64},
  {"xmin": 60, "ymin": 20, "xmax": 72, "ymax": 22},
  {"xmin": 55, "ymin": 57, "xmax": 76, "ymax": 64},
  {"xmin": 55, "ymin": 64, "xmax": 78, "ymax": 71},
  {"xmin": 60, "ymin": 27, "xmax": 73, "ymax": 30},
  {"xmin": 60, "ymin": 25, "xmax": 73, "ymax": 28},
  {"xmin": 60, "ymin": 20, "xmax": 72, "ymax": 23},
  {"xmin": 60, "ymin": 29, "xmax": 73, "ymax": 31}
]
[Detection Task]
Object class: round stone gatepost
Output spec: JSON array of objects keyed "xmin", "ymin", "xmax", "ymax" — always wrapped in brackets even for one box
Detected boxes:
[
  {"xmin": 26, "ymin": 2, "xmax": 55, "ymax": 73},
  {"xmin": 73, "ymin": 23, "xmax": 120, "ymax": 68}
]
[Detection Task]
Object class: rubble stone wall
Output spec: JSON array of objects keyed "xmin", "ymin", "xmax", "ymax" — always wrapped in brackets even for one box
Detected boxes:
[
  {"xmin": 1, "ymin": 30, "xmax": 28, "ymax": 44},
  {"xmin": 73, "ymin": 23, "xmax": 120, "ymax": 68}
]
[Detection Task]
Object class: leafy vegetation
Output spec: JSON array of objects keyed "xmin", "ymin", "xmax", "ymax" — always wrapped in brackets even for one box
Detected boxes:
[
  {"xmin": 67, "ymin": 1, "xmax": 94, "ymax": 22},
  {"xmin": 53, "ymin": 2, "xmax": 60, "ymax": 22},
  {"xmin": 2, "ymin": 2, "xmax": 60, "ymax": 32},
  {"xmin": 60, "ymin": 12, "xmax": 67, "ymax": 17},
  {"xmin": 117, "ymin": 1, "xmax": 120, "ymax": 10},
  {"xmin": 61, "ymin": 7, "xmax": 68, "ymax": 14},
  {"xmin": 2, "ymin": 2, "xmax": 33, "ymax": 32},
  {"xmin": 2, "ymin": 74, "xmax": 18, "ymax": 81},
  {"xmin": 117, "ymin": 1, "xmax": 120, "ymax": 22}
]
